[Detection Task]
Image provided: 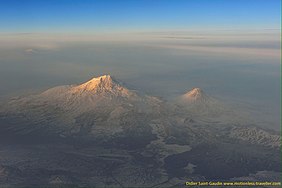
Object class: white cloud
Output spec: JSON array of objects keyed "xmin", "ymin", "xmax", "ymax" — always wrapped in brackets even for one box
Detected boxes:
[{"xmin": 24, "ymin": 48, "xmax": 38, "ymax": 54}]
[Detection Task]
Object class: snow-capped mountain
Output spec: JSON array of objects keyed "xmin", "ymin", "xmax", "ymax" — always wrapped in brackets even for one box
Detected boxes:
[
  {"xmin": 7, "ymin": 75, "xmax": 161, "ymax": 114},
  {"xmin": 1, "ymin": 75, "xmax": 163, "ymax": 137},
  {"xmin": 41, "ymin": 75, "xmax": 137, "ymax": 102},
  {"xmin": 176, "ymin": 87, "xmax": 252, "ymax": 125},
  {"xmin": 180, "ymin": 88, "xmax": 211, "ymax": 103}
]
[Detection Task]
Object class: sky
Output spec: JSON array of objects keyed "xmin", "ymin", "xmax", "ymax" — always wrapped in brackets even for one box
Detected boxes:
[{"xmin": 0, "ymin": 0, "xmax": 281, "ymax": 33}]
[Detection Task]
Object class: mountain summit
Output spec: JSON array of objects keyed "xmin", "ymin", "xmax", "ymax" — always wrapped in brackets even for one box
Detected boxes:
[
  {"xmin": 74, "ymin": 75, "xmax": 119, "ymax": 93},
  {"xmin": 180, "ymin": 87, "xmax": 210, "ymax": 103},
  {"xmin": 186, "ymin": 88, "xmax": 203, "ymax": 97},
  {"xmin": 182, "ymin": 88, "xmax": 205, "ymax": 101}
]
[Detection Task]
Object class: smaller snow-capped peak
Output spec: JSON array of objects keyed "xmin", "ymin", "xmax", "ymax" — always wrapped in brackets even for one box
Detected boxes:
[
  {"xmin": 181, "ymin": 87, "xmax": 208, "ymax": 102},
  {"xmin": 185, "ymin": 88, "xmax": 204, "ymax": 99},
  {"xmin": 178, "ymin": 88, "xmax": 235, "ymax": 119}
]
